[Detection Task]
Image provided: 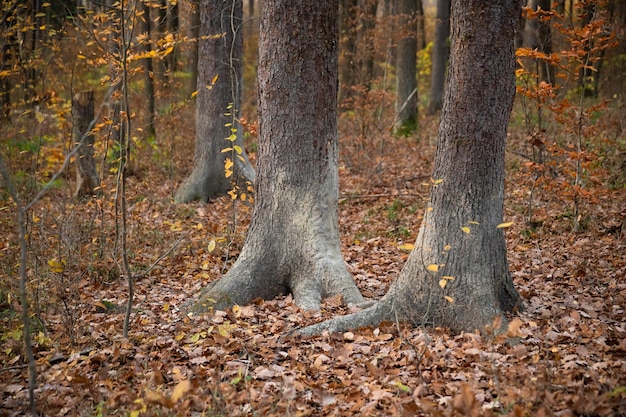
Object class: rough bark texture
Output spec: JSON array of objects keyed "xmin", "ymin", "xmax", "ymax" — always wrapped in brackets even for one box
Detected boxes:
[
  {"xmin": 394, "ymin": 0, "xmax": 418, "ymax": 134},
  {"xmin": 427, "ymin": 0, "xmax": 450, "ymax": 115},
  {"xmin": 175, "ymin": 0, "xmax": 255, "ymax": 203},
  {"xmin": 72, "ymin": 91, "xmax": 99, "ymax": 198},
  {"xmin": 190, "ymin": 0, "xmax": 365, "ymax": 314},
  {"xmin": 302, "ymin": 0, "xmax": 524, "ymax": 336}
]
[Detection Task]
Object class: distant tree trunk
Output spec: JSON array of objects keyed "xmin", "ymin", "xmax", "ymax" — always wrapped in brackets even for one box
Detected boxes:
[
  {"xmin": 527, "ymin": 0, "xmax": 554, "ymax": 84},
  {"xmin": 186, "ymin": 0, "xmax": 200, "ymax": 94},
  {"xmin": 579, "ymin": 2, "xmax": 600, "ymax": 97},
  {"xmin": 357, "ymin": 0, "xmax": 378, "ymax": 88},
  {"xmin": 302, "ymin": 0, "xmax": 524, "ymax": 336},
  {"xmin": 416, "ymin": 0, "xmax": 426, "ymax": 50},
  {"xmin": 427, "ymin": 0, "xmax": 450, "ymax": 115},
  {"xmin": 165, "ymin": 0, "xmax": 179, "ymax": 73},
  {"xmin": 138, "ymin": 0, "xmax": 156, "ymax": 138},
  {"xmin": 175, "ymin": 0, "xmax": 255, "ymax": 203},
  {"xmin": 190, "ymin": 0, "xmax": 366, "ymax": 314},
  {"xmin": 338, "ymin": 0, "xmax": 358, "ymax": 105},
  {"xmin": 73, "ymin": 91, "xmax": 100, "ymax": 198},
  {"xmin": 394, "ymin": 0, "xmax": 418, "ymax": 135}
]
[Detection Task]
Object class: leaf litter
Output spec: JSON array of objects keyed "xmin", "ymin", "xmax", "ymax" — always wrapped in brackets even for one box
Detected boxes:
[{"xmin": 1, "ymin": 129, "xmax": 625, "ymax": 416}]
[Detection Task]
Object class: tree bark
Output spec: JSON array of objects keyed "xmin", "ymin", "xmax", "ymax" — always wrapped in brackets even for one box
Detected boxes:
[
  {"xmin": 427, "ymin": 0, "xmax": 450, "ymax": 115},
  {"xmin": 394, "ymin": 0, "xmax": 418, "ymax": 135},
  {"xmin": 302, "ymin": 0, "xmax": 524, "ymax": 336},
  {"xmin": 338, "ymin": 0, "xmax": 358, "ymax": 105},
  {"xmin": 138, "ymin": 0, "xmax": 156, "ymax": 138},
  {"xmin": 73, "ymin": 91, "xmax": 100, "ymax": 198},
  {"xmin": 526, "ymin": 0, "xmax": 554, "ymax": 84},
  {"xmin": 175, "ymin": 0, "xmax": 255, "ymax": 203},
  {"xmin": 190, "ymin": 0, "xmax": 366, "ymax": 314}
]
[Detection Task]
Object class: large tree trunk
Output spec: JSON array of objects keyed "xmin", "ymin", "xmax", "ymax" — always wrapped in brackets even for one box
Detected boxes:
[
  {"xmin": 175, "ymin": 0, "xmax": 255, "ymax": 203},
  {"xmin": 190, "ymin": 0, "xmax": 366, "ymax": 314},
  {"xmin": 302, "ymin": 0, "xmax": 524, "ymax": 335},
  {"xmin": 427, "ymin": 0, "xmax": 450, "ymax": 115},
  {"xmin": 394, "ymin": 0, "xmax": 418, "ymax": 135}
]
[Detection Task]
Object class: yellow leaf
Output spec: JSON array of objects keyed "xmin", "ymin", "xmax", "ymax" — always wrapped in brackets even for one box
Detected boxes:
[
  {"xmin": 431, "ymin": 178, "xmax": 444, "ymax": 185},
  {"xmin": 224, "ymin": 158, "xmax": 233, "ymax": 170},
  {"xmin": 211, "ymin": 74, "xmax": 219, "ymax": 85},
  {"xmin": 171, "ymin": 380, "xmax": 191, "ymax": 403},
  {"xmin": 461, "ymin": 226, "xmax": 470, "ymax": 234},
  {"xmin": 207, "ymin": 240, "xmax": 216, "ymax": 253},
  {"xmin": 163, "ymin": 303, "xmax": 169, "ymax": 311},
  {"xmin": 190, "ymin": 333, "xmax": 200, "ymax": 343},
  {"xmin": 161, "ymin": 45, "xmax": 174, "ymax": 57},
  {"xmin": 190, "ymin": 90, "xmax": 198, "ymax": 98},
  {"xmin": 35, "ymin": 111, "xmax": 44, "ymax": 124},
  {"xmin": 218, "ymin": 325, "xmax": 230, "ymax": 338},
  {"xmin": 233, "ymin": 145, "xmax": 242, "ymax": 155},
  {"xmin": 47, "ymin": 258, "xmax": 65, "ymax": 273},
  {"xmin": 497, "ymin": 221, "xmax": 514, "ymax": 229},
  {"xmin": 427, "ymin": 264, "xmax": 439, "ymax": 272},
  {"xmin": 226, "ymin": 133, "xmax": 237, "ymax": 142},
  {"xmin": 221, "ymin": 147, "xmax": 233, "ymax": 153},
  {"xmin": 232, "ymin": 304, "xmax": 241, "ymax": 317},
  {"xmin": 468, "ymin": 221, "xmax": 480, "ymax": 225},
  {"xmin": 444, "ymin": 296, "xmax": 454, "ymax": 303},
  {"xmin": 443, "ymin": 244, "xmax": 451, "ymax": 251},
  {"xmin": 439, "ymin": 279, "xmax": 447, "ymax": 289},
  {"xmin": 442, "ymin": 275, "xmax": 455, "ymax": 280},
  {"xmin": 397, "ymin": 243, "xmax": 414, "ymax": 252},
  {"xmin": 144, "ymin": 389, "xmax": 169, "ymax": 406}
]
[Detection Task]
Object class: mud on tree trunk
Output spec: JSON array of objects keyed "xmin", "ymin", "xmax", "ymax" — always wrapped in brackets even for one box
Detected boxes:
[
  {"xmin": 73, "ymin": 91, "xmax": 100, "ymax": 198},
  {"xmin": 300, "ymin": 0, "xmax": 524, "ymax": 336},
  {"xmin": 190, "ymin": 0, "xmax": 366, "ymax": 315}
]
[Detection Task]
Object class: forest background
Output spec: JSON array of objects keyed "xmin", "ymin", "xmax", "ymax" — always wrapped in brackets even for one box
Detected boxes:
[{"xmin": 0, "ymin": 0, "xmax": 625, "ymax": 415}]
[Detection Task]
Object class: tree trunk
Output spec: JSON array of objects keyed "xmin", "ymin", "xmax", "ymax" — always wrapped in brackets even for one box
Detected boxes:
[
  {"xmin": 190, "ymin": 0, "xmax": 366, "ymax": 314},
  {"xmin": 302, "ymin": 0, "xmax": 524, "ymax": 336},
  {"xmin": 427, "ymin": 0, "xmax": 450, "ymax": 115},
  {"xmin": 73, "ymin": 91, "xmax": 100, "ymax": 198},
  {"xmin": 526, "ymin": 0, "xmax": 554, "ymax": 84},
  {"xmin": 138, "ymin": 0, "xmax": 156, "ymax": 138},
  {"xmin": 394, "ymin": 0, "xmax": 418, "ymax": 135},
  {"xmin": 338, "ymin": 0, "xmax": 358, "ymax": 105},
  {"xmin": 186, "ymin": 0, "xmax": 200, "ymax": 94},
  {"xmin": 416, "ymin": 0, "xmax": 426, "ymax": 51},
  {"xmin": 175, "ymin": 0, "xmax": 255, "ymax": 203}
]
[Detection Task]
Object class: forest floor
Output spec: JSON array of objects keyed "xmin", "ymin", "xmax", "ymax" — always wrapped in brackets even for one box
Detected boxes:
[{"xmin": 1, "ymin": 103, "xmax": 625, "ymax": 416}]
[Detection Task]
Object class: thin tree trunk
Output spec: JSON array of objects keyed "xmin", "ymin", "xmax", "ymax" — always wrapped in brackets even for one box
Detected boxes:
[
  {"xmin": 427, "ymin": 0, "xmax": 450, "ymax": 115},
  {"xmin": 191, "ymin": 0, "xmax": 366, "ymax": 314},
  {"xmin": 302, "ymin": 0, "xmax": 524, "ymax": 336}
]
